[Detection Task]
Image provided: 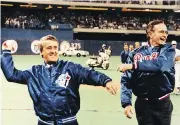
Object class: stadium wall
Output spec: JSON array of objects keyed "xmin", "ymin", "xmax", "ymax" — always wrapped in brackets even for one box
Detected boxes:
[
  {"xmin": 1, "ymin": 28, "xmax": 73, "ymax": 55},
  {"xmin": 1, "ymin": 28, "xmax": 73, "ymax": 40},
  {"xmin": 1, "ymin": 29, "xmax": 179, "ymax": 55}
]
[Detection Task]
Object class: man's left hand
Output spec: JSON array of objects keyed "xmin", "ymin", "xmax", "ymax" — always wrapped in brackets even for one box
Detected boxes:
[{"xmin": 175, "ymin": 56, "xmax": 180, "ymax": 61}]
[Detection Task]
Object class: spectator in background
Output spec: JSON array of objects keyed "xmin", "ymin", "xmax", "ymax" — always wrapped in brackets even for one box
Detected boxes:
[
  {"xmin": 99, "ymin": 44, "xmax": 106, "ymax": 53},
  {"xmin": 171, "ymin": 40, "xmax": 180, "ymax": 95},
  {"xmin": 120, "ymin": 43, "xmax": 129, "ymax": 63},
  {"xmin": 135, "ymin": 41, "xmax": 141, "ymax": 49},
  {"xmin": 129, "ymin": 44, "xmax": 134, "ymax": 51}
]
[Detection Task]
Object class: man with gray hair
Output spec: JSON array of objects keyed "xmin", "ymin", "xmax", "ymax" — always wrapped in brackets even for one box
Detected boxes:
[{"xmin": 118, "ymin": 20, "xmax": 175, "ymax": 125}]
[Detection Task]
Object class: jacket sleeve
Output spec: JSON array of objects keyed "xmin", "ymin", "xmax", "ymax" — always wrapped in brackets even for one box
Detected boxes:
[
  {"xmin": 134, "ymin": 45, "xmax": 175, "ymax": 72},
  {"xmin": 72, "ymin": 63, "xmax": 112, "ymax": 87},
  {"xmin": 120, "ymin": 51, "xmax": 124, "ymax": 63},
  {"xmin": 1, "ymin": 50, "xmax": 28, "ymax": 84},
  {"xmin": 121, "ymin": 51, "xmax": 134, "ymax": 108}
]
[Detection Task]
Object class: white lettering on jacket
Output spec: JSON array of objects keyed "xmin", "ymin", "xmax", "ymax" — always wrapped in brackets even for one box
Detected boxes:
[{"xmin": 134, "ymin": 52, "xmax": 159, "ymax": 62}]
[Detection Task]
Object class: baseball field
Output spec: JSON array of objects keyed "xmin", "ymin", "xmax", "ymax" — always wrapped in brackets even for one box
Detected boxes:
[{"xmin": 1, "ymin": 55, "xmax": 180, "ymax": 125}]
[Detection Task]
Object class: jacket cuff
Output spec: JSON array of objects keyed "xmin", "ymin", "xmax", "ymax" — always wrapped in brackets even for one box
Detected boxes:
[
  {"xmin": 122, "ymin": 103, "xmax": 132, "ymax": 108},
  {"xmin": 2, "ymin": 50, "xmax": 11, "ymax": 54},
  {"xmin": 103, "ymin": 78, "xmax": 112, "ymax": 87},
  {"xmin": 133, "ymin": 61, "xmax": 138, "ymax": 70}
]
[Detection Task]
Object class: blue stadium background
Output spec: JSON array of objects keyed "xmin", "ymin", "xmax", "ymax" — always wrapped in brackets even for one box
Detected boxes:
[{"xmin": 1, "ymin": 0, "xmax": 180, "ymax": 55}]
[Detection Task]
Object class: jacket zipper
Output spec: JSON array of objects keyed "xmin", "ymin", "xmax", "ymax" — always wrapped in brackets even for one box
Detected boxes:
[
  {"xmin": 66, "ymin": 91, "xmax": 72, "ymax": 115},
  {"xmin": 49, "ymin": 67, "xmax": 56, "ymax": 124}
]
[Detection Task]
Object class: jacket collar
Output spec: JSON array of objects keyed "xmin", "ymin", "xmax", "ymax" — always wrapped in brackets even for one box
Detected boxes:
[
  {"xmin": 43, "ymin": 59, "xmax": 63, "ymax": 77},
  {"xmin": 43, "ymin": 59, "xmax": 60, "ymax": 68}
]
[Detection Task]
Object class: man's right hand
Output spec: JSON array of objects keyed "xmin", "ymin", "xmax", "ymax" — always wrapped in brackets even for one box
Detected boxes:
[
  {"xmin": 124, "ymin": 105, "xmax": 134, "ymax": 119},
  {"xmin": 117, "ymin": 64, "xmax": 133, "ymax": 72},
  {"xmin": 2, "ymin": 40, "xmax": 16, "ymax": 51},
  {"xmin": 105, "ymin": 81, "xmax": 118, "ymax": 95}
]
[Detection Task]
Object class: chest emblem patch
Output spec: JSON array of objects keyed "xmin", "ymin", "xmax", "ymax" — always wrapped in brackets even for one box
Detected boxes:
[{"xmin": 55, "ymin": 72, "xmax": 71, "ymax": 88}]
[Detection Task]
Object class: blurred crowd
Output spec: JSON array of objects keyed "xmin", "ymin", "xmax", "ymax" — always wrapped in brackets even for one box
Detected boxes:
[
  {"xmin": 2, "ymin": 11, "xmax": 69, "ymax": 30},
  {"xmin": 74, "ymin": 13, "xmax": 180, "ymax": 31},
  {"xmin": 63, "ymin": 0, "xmax": 180, "ymax": 5},
  {"xmin": 2, "ymin": 10, "xmax": 180, "ymax": 31}
]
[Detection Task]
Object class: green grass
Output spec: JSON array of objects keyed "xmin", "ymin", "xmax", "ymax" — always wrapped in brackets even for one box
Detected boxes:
[{"xmin": 1, "ymin": 55, "xmax": 180, "ymax": 125}]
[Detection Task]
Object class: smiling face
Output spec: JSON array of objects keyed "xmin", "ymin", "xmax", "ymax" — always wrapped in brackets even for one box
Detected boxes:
[
  {"xmin": 146, "ymin": 20, "xmax": 168, "ymax": 46},
  {"xmin": 40, "ymin": 35, "xmax": 59, "ymax": 64},
  {"xmin": 150, "ymin": 23, "xmax": 168, "ymax": 46}
]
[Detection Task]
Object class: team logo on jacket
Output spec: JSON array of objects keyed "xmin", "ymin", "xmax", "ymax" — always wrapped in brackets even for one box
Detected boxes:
[
  {"xmin": 55, "ymin": 72, "xmax": 71, "ymax": 88},
  {"xmin": 134, "ymin": 52, "xmax": 159, "ymax": 61}
]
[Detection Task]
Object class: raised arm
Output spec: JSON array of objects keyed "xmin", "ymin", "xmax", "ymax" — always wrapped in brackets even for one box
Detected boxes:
[{"xmin": 1, "ymin": 41, "xmax": 28, "ymax": 84}]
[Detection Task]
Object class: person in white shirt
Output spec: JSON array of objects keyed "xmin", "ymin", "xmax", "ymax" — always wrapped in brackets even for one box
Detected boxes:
[{"xmin": 172, "ymin": 40, "xmax": 180, "ymax": 95}]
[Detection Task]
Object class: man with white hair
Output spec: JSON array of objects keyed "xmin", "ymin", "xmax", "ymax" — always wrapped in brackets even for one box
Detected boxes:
[{"xmin": 172, "ymin": 40, "xmax": 180, "ymax": 95}]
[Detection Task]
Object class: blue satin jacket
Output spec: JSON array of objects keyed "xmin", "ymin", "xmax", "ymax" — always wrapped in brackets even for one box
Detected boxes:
[
  {"xmin": 121, "ymin": 44, "xmax": 175, "ymax": 108},
  {"xmin": 120, "ymin": 50, "xmax": 129, "ymax": 63},
  {"xmin": 1, "ymin": 50, "xmax": 112, "ymax": 121}
]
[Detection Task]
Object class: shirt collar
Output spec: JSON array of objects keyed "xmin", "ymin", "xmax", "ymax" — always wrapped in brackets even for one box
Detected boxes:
[{"xmin": 44, "ymin": 59, "xmax": 59, "ymax": 68}]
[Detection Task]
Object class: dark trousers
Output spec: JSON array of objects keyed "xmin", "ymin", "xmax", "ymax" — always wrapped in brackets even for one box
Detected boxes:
[
  {"xmin": 38, "ymin": 119, "xmax": 78, "ymax": 125},
  {"xmin": 135, "ymin": 97, "xmax": 173, "ymax": 125}
]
